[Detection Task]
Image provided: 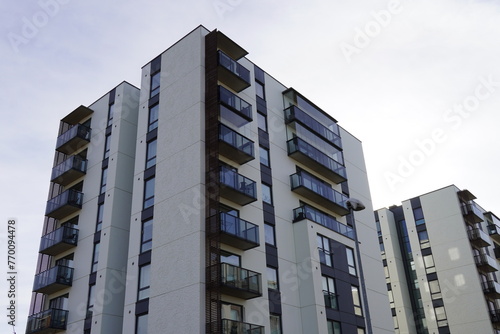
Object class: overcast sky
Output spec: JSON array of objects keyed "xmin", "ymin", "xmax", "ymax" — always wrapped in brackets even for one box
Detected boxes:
[{"xmin": 1, "ymin": 0, "xmax": 499, "ymax": 332}]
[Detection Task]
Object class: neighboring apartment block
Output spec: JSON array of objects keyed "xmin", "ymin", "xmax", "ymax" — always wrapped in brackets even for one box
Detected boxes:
[
  {"xmin": 375, "ymin": 185, "xmax": 500, "ymax": 334},
  {"xmin": 26, "ymin": 25, "xmax": 393, "ymax": 334}
]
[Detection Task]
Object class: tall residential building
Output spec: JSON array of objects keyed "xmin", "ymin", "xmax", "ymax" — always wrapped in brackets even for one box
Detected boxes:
[
  {"xmin": 375, "ymin": 185, "xmax": 500, "ymax": 334},
  {"xmin": 26, "ymin": 25, "xmax": 393, "ymax": 334}
]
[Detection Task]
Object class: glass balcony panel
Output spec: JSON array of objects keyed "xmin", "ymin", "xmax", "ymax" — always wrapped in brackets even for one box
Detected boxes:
[
  {"xmin": 51, "ymin": 155, "xmax": 87, "ymax": 186},
  {"xmin": 219, "ymin": 86, "xmax": 252, "ymax": 126},
  {"xmin": 323, "ymin": 290, "xmax": 338, "ymax": 309},
  {"xmin": 287, "ymin": 137, "xmax": 346, "ymax": 184},
  {"xmin": 290, "ymin": 170, "xmax": 349, "ymax": 216},
  {"xmin": 219, "ymin": 124, "xmax": 255, "ymax": 164},
  {"xmin": 217, "ymin": 51, "xmax": 250, "ymax": 92},
  {"xmin": 468, "ymin": 228, "xmax": 491, "ymax": 248},
  {"xmin": 462, "ymin": 202, "xmax": 484, "ymax": 224},
  {"xmin": 482, "ymin": 280, "xmax": 500, "ymax": 298},
  {"xmin": 46, "ymin": 189, "xmax": 83, "ymax": 219},
  {"xmin": 219, "ymin": 166, "xmax": 257, "ymax": 205},
  {"xmin": 210, "ymin": 212, "xmax": 259, "ymax": 250},
  {"xmin": 488, "ymin": 223, "xmax": 500, "ymax": 244},
  {"xmin": 221, "ymin": 319, "xmax": 264, "ymax": 334},
  {"xmin": 26, "ymin": 309, "xmax": 68, "ymax": 334},
  {"xmin": 218, "ymin": 263, "xmax": 262, "ymax": 299},
  {"xmin": 285, "ymin": 105, "xmax": 342, "ymax": 149},
  {"xmin": 33, "ymin": 265, "xmax": 74, "ymax": 294},
  {"xmin": 293, "ymin": 205, "xmax": 354, "ymax": 239},
  {"xmin": 56, "ymin": 124, "xmax": 91, "ymax": 154},
  {"xmin": 475, "ymin": 254, "xmax": 499, "ymax": 273},
  {"xmin": 39, "ymin": 225, "xmax": 79, "ymax": 256}
]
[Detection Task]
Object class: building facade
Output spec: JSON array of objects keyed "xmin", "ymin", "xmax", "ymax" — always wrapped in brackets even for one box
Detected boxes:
[
  {"xmin": 375, "ymin": 185, "xmax": 500, "ymax": 334},
  {"xmin": 26, "ymin": 25, "xmax": 393, "ymax": 334}
]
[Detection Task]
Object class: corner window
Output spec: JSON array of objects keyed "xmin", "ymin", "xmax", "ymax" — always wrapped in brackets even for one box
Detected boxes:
[{"xmin": 150, "ymin": 72, "xmax": 160, "ymax": 97}]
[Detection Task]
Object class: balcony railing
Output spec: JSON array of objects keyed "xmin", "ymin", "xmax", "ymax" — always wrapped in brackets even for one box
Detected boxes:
[
  {"xmin": 51, "ymin": 155, "xmax": 87, "ymax": 186},
  {"xmin": 488, "ymin": 224, "xmax": 500, "ymax": 244},
  {"xmin": 462, "ymin": 202, "xmax": 484, "ymax": 224},
  {"xmin": 33, "ymin": 265, "xmax": 74, "ymax": 294},
  {"xmin": 219, "ymin": 85, "xmax": 252, "ymax": 126},
  {"xmin": 293, "ymin": 204, "xmax": 354, "ymax": 239},
  {"xmin": 491, "ymin": 310, "xmax": 500, "ymax": 325},
  {"xmin": 284, "ymin": 105, "xmax": 342, "ymax": 149},
  {"xmin": 217, "ymin": 263, "xmax": 262, "ymax": 299},
  {"xmin": 290, "ymin": 170, "xmax": 349, "ymax": 216},
  {"xmin": 482, "ymin": 280, "xmax": 500, "ymax": 298},
  {"xmin": 219, "ymin": 166, "xmax": 257, "ymax": 205},
  {"xmin": 221, "ymin": 319, "xmax": 264, "ymax": 334},
  {"xmin": 323, "ymin": 290, "xmax": 338, "ymax": 309},
  {"xmin": 208, "ymin": 212, "xmax": 259, "ymax": 250},
  {"xmin": 219, "ymin": 124, "xmax": 255, "ymax": 164},
  {"xmin": 26, "ymin": 309, "xmax": 68, "ymax": 334},
  {"xmin": 45, "ymin": 189, "xmax": 83, "ymax": 220},
  {"xmin": 56, "ymin": 124, "xmax": 91, "ymax": 154},
  {"xmin": 474, "ymin": 254, "xmax": 499, "ymax": 273},
  {"xmin": 468, "ymin": 228, "xmax": 491, "ymax": 248},
  {"xmin": 39, "ymin": 225, "xmax": 79, "ymax": 256},
  {"xmin": 287, "ymin": 137, "xmax": 346, "ymax": 184},
  {"xmin": 217, "ymin": 50, "xmax": 250, "ymax": 92}
]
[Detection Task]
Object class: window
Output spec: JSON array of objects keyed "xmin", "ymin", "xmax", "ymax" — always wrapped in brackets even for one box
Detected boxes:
[
  {"xmin": 146, "ymin": 139, "xmax": 157, "ymax": 169},
  {"xmin": 138, "ymin": 264, "xmax": 151, "ymax": 300},
  {"xmin": 428, "ymin": 280, "xmax": 442, "ymax": 300},
  {"xmin": 148, "ymin": 104, "xmax": 159, "ymax": 132},
  {"xmin": 346, "ymin": 247, "xmax": 357, "ymax": 276},
  {"xmin": 87, "ymin": 284, "xmax": 95, "ymax": 318},
  {"xmin": 150, "ymin": 72, "xmax": 160, "ymax": 97},
  {"xmin": 434, "ymin": 306, "xmax": 448, "ymax": 327},
  {"xmin": 317, "ymin": 234, "xmax": 333, "ymax": 267},
  {"xmin": 100, "ymin": 167, "xmax": 108, "ymax": 194},
  {"xmin": 352, "ymin": 286, "xmax": 363, "ymax": 316},
  {"xmin": 103, "ymin": 134, "xmax": 111, "ymax": 159},
  {"xmin": 255, "ymin": 81, "xmax": 265, "ymax": 99},
  {"xmin": 357, "ymin": 328, "xmax": 365, "ymax": 334},
  {"xmin": 96, "ymin": 204, "xmax": 104, "ymax": 232},
  {"xmin": 375, "ymin": 220, "xmax": 382, "ymax": 236},
  {"xmin": 322, "ymin": 276, "xmax": 337, "ymax": 309},
  {"xmin": 257, "ymin": 112, "xmax": 267, "ymax": 132},
  {"xmin": 143, "ymin": 177, "xmax": 155, "ymax": 209},
  {"xmin": 327, "ymin": 320, "xmax": 341, "ymax": 334},
  {"xmin": 221, "ymin": 250, "xmax": 240, "ymax": 267},
  {"xmin": 136, "ymin": 313, "xmax": 148, "ymax": 334},
  {"xmin": 418, "ymin": 230, "xmax": 429, "ymax": 248},
  {"xmin": 107, "ymin": 103, "xmax": 114, "ymax": 127},
  {"xmin": 91, "ymin": 242, "xmax": 100, "ymax": 273},
  {"xmin": 265, "ymin": 224, "xmax": 276, "ymax": 246},
  {"xmin": 267, "ymin": 266, "xmax": 279, "ymax": 290},
  {"xmin": 270, "ymin": 314, "xmax": 281, "ymax": 334},
  {"xmin": 221, "ymin": 302, "xmax": 242, "ymax": 321},
  {"xmin": 262, "ymin": 183, "xmax": 273, "ymax": 205},
  {"xmin": 423, "ymin": 254, "xmax": 436, "ymax": 274},
  {"xmin": 49, "ymin": 294, "xmax": 68, "ymax": 310},
  {"xmin": 141, "ymin": 219, "xmax": 153, "ymax": 253},
  {"xmin": 259, "ymin": 146, "xmax": 270, "ymax": 167},
  {"xmin": 388, "ymin": 289, "xmax": 394, "ymax": 308},
  {"xmin": 413, "ymin": 207, "xmax": 425, "ymax": 225}
]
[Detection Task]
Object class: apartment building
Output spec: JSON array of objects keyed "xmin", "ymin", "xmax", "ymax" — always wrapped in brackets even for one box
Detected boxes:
[
  {"xmin": 375, "ymin": 185, "xmax": 500, "ymax": 334},
  {"xmin": 26, "ymin": 25, "xmax": 393, "ymax": 334}
]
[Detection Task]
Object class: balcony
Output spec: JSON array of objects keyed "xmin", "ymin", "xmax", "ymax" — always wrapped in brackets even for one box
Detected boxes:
[
  {"xmin": 293, "ymin": 204, "xmax": 354, "ymax": 239},
  {"xmin": 474, "ymin": 254, "xmax": 499, "ymax": 273},
  {"xmin": 33, "ymin": 265, "xmax": 74, "ymax": 294},
  {"xmin": 219, "ymin": 85, "xmax": 252, "ymax": 127},
  {"xmin": 214, "ymin": 263, "xmax": 262, "ymax": 299},
  {"xmin": 483, "ymin": 280, "xmax": 500, "ymax": 298},
  {"xmin": 221, "ymin": 319, "xmax": 264, "ymax": 334},
  {"xmin": 39, "ymin": 225, "xmax": 79, "ymax": 256},
  {"xmin": 323, "ymin": 290, "xmax": 338, "ymax": 309},
  {"xmin": 45, "ymin": 189, "xmax": 83, "ymax": 220},
  {"xmin": 26, "ymin": 309, "xmax": 68, "ymax": 334},
  {"xmin": 468, "ymin": 228, "xmax": 491, "ymax": 248},
  {"xmin": 290, "ymin": 170, "xmax": 349, "ymax": 216},
  {"xmin": 217, "ymin": 50, "xmax": 250, "ymax": 93},
  {"xmin": 55, "ymin": 124, "xmax": 91, "ymax": 154},
  {"xmin": 284, "ymin": 105, "xmax": 342, "ymax": 149},
  {"xmin": 287, "ymin": 137, "xmax": 346, "ymax": 184},
  {"xmin": 488, "ymin": 224, "xmax": 500, "ymax": 244},
  {"xmin": 462, "ymin": 202, "xmax": 484, "ymax": 224},
  {"xmin": 51, "ymin": 155, "xmax": 87, "ymax": 186},
  {"xmin": 491, "ymin": 310, "xmax": 500, "ymax": 325},
  {"xmin": 219, "ymin": 166, "xmax": 257, "ymax": 205},
  {"xmin": 208, "ymin": 212, "xmax": 259, "ymax": 250},
  {"xmin": 219, "ymin": 124, "xmax": 255, "ymax": 164}
]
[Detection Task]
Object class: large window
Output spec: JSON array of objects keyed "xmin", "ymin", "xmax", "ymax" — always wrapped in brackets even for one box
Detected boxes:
[
  {"xmin": 413, "ymin": 207, "xmax": 425, "ymax": 225},
  {"xmin": 103, "ymin": 134, "xmax": 111, "ymax": 159},
  {"xmin": 423, "ymin": 254, "xmax": 436, "ymax": 274},
  {"xmin": 255, "ymin": 81, "xmax": 265, "ymax": 99},
  {"xmin": 262, "ymin": 183, "xmax": 273, "ymax": 205},
  {"xmin": 346, "ymin": 247, "xmax": 357, "ymax": 276},
  {"xmin": 143, "ymin": 177, "xmax": 155, "ymax": 209},
  {"xmin": 257, "ymin": 112, "xmax": 267, "ymax": 132},
  {"xmin": 100, "ymin": 167, "xmax": 108, "ymax": 195},
  {"xmin": 327, "ymin": 320, "xmax": 341, "ymax": 334},
  {"xmin": 267, "ymin": 266, "xmax": 279, "ymax": 290},
  {"xmin": 107, "ymin": 103, "xmax": 114, "ymax": 127},
  {"xmin": 87, "ymin": 284, "xmax": 95, "ymax": 318},
  {"xmin": 136, "ymin": 313, "xmax": 148, "ymax": 334},
  {"xmin": 317, "ymin": 234, "xmax": 333, "ymax": 267},
  {"xmin": 265, "ymin": 224, "xmax": 276, "ymax": 246},
  {"xmin": 141, "ymin": 219, "xmax": 153, "ymax": 253},
  {"xmin": 428, "ymin": 280, "xmax": 442, "ymax": 300},
  {"xmin": 148, "ymin": 104, "xmax": 159, "ymax": 132},
  {"xmin": 352, "ymin": 286, "xmax": 363, "ymax": 316},
  {"xmin": 96, "ymin": 204, "xmax": 104, "ymax": 232},
  {"xmin": 259, "ymin": 146, "xmax": 270, "ymax": 167},
  {"xmin": 322, "ymin": 276, "xmax": 337, "ymax": 309},
  {"xmin": 434, "ymin": 306, "xmax": 448, "ymax": 327},
  {"xmin": 138, "ymin": 264, "xmax": 151, "ymax": 301},
  {"xmin": 146, "ymin": 139, "xmax": 157, "ymax": 169},
  {"xmin": 150, "ymin": 72, "xmax": 160, "ymax": 97},
  {"xmin": 418, "ymin": 230, "xmax": 430, "ymax": 248},
  {"xmin": 91, "ymin": 242, "xmax": 100, "ymax": 273},
  {"xmin": 270, "ymin": 314, "xmax": 281, "ymax": 334}
]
